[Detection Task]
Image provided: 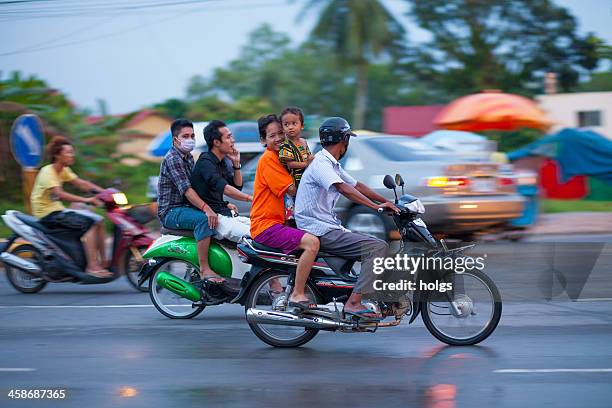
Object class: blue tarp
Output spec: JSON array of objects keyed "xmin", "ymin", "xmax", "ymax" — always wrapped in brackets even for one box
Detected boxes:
[{"xmin": 507, "ymin": 128, "xmax": 612, "ymax": 183}]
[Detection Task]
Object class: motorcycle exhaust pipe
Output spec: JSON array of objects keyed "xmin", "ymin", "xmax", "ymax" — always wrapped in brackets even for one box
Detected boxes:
[
  {"xmin": 246, "ymin": 308, "xmax": 353, "ymax": 330},
  {"xmin": 0, "ymin": 252, "xmax": 42, "ymax": 274},
  {"xmin": 155, "ymin": 271, "xmax": 201, "ymax": 302}
]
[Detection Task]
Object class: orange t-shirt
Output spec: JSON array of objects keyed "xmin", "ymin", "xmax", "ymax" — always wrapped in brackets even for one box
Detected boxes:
[{"xmin": 250, "ymin": 148, "xmax": 294, "ymax": 239}]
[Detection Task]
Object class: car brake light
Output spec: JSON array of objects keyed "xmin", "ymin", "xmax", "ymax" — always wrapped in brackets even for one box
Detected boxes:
[
  {"xmin": 427, "ymin": 176, "xmax": 470, "ymax": 188},
  {"xmin": 498, "ymin": 177, "xmax": 514, "ymax": 186}
]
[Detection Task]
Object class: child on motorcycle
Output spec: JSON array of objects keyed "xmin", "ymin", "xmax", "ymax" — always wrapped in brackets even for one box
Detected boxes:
[{"xmin": 278, "ymin": 107, "xmax": 313, "ymax": 226}]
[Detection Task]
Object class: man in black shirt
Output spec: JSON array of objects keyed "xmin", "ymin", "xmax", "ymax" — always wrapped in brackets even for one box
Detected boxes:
[{"xmin": 191, "ymin": 120, "xmax": 252, "ymax": 242}]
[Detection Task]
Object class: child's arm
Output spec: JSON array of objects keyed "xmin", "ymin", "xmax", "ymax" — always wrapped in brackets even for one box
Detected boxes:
[{"xmin": 285, "ymin": 160, "xmax": 310, "ymax": 170}]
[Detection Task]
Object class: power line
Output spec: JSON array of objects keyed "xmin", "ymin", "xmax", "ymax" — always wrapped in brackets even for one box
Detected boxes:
[
  {"xmin": 0, "ymin": 0, "xmax": 223, "ymax": 18},
  {"xmin": 0, "ymin": 0, "xmax": 286, "ymax": 56}
]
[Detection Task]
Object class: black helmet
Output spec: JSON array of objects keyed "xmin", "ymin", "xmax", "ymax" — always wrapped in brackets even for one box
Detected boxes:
[{"xmin": 319, "ymin": 117, "xmax": 356, "ymax": 145}]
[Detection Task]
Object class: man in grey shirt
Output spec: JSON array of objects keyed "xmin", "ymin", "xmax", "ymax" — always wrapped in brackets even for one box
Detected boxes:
[{"xmin": 295, "ymin": 117, "xmax": 400, "ymax": 320}]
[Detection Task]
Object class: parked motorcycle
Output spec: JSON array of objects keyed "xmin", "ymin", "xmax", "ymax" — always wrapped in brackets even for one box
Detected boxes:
[
  {"xmin": 0, "ymin": 188, "xmax": 155, "ymax": 293},
  {"xmin": 139, "ymin": 174, "xmax": 502, "ymax": 348}
]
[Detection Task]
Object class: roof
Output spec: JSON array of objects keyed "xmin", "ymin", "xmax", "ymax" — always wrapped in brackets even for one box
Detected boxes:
[
  {"xmin": 85, "ymin": 109, "xmax": 171, "ymax": 126},
  {"xmin": 383, "ymin": 105, "xmax": 446, "ymax": 137}
]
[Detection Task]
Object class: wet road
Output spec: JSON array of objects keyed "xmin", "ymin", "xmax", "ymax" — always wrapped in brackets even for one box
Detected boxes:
[{"xmin": 1, "ymin": 234, "xmax": 611, "ymax": 408}]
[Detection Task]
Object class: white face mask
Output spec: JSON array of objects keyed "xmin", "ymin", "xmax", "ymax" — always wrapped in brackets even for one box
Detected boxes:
[{"xmin": 179, "ymin": 139, "xmax": 195, "ymax": 153}]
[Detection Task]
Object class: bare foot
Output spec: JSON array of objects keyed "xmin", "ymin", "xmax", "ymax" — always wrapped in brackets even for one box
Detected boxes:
[
  {"xmin": 269, "ymin": 278, "xmax": 283, "ymax": 293},
  {"xmin": 289, "ymin": 293, "xmax": 311, "ymax": 303}
]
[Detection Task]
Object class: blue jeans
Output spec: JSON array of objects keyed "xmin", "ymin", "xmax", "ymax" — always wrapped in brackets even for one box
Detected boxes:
[{"xmin": 163, "ymin": 206, "xmax": 214, "ymax": 242}]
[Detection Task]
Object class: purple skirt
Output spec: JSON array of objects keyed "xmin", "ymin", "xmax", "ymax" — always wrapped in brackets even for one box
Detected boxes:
[{"xmin": 254, "ymin": 223, "xmax": 305, "ymax": 254}]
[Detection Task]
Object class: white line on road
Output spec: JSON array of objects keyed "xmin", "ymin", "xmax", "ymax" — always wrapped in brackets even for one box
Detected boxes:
[
  {"xmin": 495, "ymin": 369, "xmax": 612, "ymax": 373},
  {"xmin": 0, "ymin": 368, "xmax": 36, "ymax": 372},
  {"xmin": 575, "ymin": 298, "xmax": 612, "ymax": 302},
  {"xmin": 0, "ymin": 304, "xmax": 192, "ymax": 309}
]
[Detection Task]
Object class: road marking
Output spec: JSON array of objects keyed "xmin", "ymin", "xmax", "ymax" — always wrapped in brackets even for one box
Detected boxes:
[
  {"xmin": 0, "ymin": 304, "xmax": 192, "ymax": 309},
  {"xmin": 495, "ymin": 369, "xmax": 612, "ymax": 373},
  {"xmin": 0, "ymin": 368, "xmax": 36, "ymax": 372},
  {"xmin": 575, "ymin": 298, "xmax": 612, "ymax": 302}
]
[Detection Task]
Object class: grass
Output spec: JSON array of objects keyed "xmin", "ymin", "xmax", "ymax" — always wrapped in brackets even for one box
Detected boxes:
[{"xmin": 542, "ymin": 199, "xmax": 612, "ymax": 213}]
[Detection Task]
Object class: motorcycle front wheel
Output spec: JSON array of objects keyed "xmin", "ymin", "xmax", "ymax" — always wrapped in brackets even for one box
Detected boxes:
[
  {"xmin": 245, "ymin": 270, "xmax": 320, "ymax": 348},
  {"xmin": 421, "ymin": 268, "xmax": 502, "ymax": 346}
]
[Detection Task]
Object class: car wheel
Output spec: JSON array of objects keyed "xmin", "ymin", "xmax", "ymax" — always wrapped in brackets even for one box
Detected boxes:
[{"xmin": 345, "ymin": 206, "xmax": 393, "ymax": 241}]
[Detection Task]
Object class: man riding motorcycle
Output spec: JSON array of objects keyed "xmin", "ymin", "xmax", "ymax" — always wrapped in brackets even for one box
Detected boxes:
[{"xmin": 294, "ymin": 117, "xmax": 400, "ymax": 321}]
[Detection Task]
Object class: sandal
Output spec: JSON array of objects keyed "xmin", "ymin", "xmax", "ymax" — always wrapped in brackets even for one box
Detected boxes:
[
  {"xmin": 87, "ymin": 268, "xmax": 113, "ymax": 278},
  {"xmin": 288, "ymin": 300, "xmax": 319, "ymax": 311},
  {"xmin": 201, "ymin": 276, "xmax": 226, "ymax": 285},
  {"xmin": 343, "ymin": 308, "xmax": 383, "ymax": 321}
]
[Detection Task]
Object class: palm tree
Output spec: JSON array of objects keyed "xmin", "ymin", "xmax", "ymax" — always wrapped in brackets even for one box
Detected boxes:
[{"xmin": 302, "ymin": 0, "xmax": 406, "ymax": 128}]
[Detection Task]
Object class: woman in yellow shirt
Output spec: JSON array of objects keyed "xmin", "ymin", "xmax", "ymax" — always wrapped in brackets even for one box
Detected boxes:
[{"xmin": 30, "ymin": 136, "xmax": 110, "ymax": 277}]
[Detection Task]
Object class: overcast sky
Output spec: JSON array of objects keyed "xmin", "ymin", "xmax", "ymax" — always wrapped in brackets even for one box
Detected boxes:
[{"xmin": 1, "ymin": 0, "xmax": 610, "ymax": 114}]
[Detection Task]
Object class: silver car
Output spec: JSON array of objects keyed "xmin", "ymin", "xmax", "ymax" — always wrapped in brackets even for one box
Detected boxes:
[{"xmin": 230, "ymin": 135, "xmax": 524, "ymax": 240}]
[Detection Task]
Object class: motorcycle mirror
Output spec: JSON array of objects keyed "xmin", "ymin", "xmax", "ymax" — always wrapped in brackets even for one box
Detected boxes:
[
  {"xmin": 395, "ymin": 174, "xmax": 405, "ymax": 195},
  {"xmin": 383, "ymin": 175, "xmax": 396, "ymax": 190},
  {"xmin": 383, "ymin": 175, "xmax": 398, "ymax": 202}
]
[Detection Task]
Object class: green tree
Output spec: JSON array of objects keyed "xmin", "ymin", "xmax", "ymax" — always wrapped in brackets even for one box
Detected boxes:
[
  {"xmin": 303, "ymin": 0, "xmax": 406, "ymax": 128},
  {"xmin": 153, "ymin": 98, "xmax": 188, "ymax": 119},
  {"xmin": 183, "ymin": 24, "xmax": 429, "ymax": 130},
  {"xmin": 575, "ymin": 71, "xmax": 612, "ymax": 92},
  {"xmin": 406, "ymin": 0, "xmax": 601, "ymax": 96}
]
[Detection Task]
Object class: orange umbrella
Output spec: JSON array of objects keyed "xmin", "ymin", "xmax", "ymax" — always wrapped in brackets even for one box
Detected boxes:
[{"xmin": 434, "ymin": 90, "xmax": 552, "ymax": 132}]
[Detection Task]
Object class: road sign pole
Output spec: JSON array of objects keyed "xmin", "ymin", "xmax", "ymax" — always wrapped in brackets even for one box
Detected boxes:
[
  {"xmin": 21, "ymin": 168, "xmax": 38, "ymax": 214},
  {"xmin": 10, "ymin": 114, "xmax": 45, "ymax": 215}
]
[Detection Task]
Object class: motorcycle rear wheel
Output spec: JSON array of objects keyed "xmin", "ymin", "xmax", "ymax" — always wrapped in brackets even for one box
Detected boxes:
[
  {"xmin": 245, "ymin": 270, "xmax": 320, "ymax": 348},
  {"xmin": 421, "ymin": 268, "xmax": 502, "ymax": 346},
  {"xmin": 5, "ymin": 244, "xmax": 47, "ymax": 294}
]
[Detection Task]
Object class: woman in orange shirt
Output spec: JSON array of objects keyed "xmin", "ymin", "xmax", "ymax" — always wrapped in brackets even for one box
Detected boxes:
[{"xmin": 250, "ymin": 114, "xmax": 320, "ymax": 310}]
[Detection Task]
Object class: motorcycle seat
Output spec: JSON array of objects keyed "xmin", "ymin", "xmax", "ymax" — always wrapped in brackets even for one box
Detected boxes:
[
  {"xmin": 160, "ymin": 227, "xmax": 194, "ymax": 237},
  {"xmin": 249, "ymin": 239, "xmax": 356, "ymax": 277},
  {"xmin": 15, "ymin": 212, "xmax": 52, "ymax": 234},
  {"xmin": 251, "ymin": 240, "xmax": 340, "ymax": 259},
  {"xmin": 160, "ymin": 227, "xmax": 238, "ymax": 249}
]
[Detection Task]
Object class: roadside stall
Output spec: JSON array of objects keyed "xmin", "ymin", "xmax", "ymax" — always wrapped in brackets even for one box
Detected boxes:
[{"xmin": 433, "ymin": 90, "xmax": 552, "ymax": 230}]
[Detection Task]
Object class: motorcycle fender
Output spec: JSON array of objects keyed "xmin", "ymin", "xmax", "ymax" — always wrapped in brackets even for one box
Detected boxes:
[
  {"xmin": 137, "ymin": 259, "xmax": 159, "ymax": 287},
  {"xmin": 408, "ymin": 275, "xmax": 424, "ymax": 324},
  {"xmin": 408, "ymin": 299, "xmax": 423, "ymax": 324},
  {"xmin": 132, "ymin": 234, "xmax": 155, "ymax": 248},
  {"xmin": 0, "ymin": 235, "xmax": 17, "ymax": 253},
  {"xmin": 231, "ymin": 266, "xmax": 269, "ymax": 305}
]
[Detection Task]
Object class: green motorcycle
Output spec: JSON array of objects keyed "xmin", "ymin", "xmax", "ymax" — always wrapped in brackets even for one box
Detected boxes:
[{"xmin": 138, "ymin": 227, "xmax": 250, "ymax": 319}]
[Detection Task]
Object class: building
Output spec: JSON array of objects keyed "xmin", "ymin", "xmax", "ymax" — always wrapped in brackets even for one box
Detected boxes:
[
  {"xmin": 87, "ymin": 109, "xmax": 173, "ymax": 165},
  {"xmin": 536, "ymin": 92, "xmax": 612, "ymax": 140},
  {"xmin": 383, "ymin": 105, "xmax": 446, "ymax": 136}
]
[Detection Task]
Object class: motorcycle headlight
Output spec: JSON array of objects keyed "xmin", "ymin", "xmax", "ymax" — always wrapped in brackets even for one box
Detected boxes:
[
  {"xmin": 404, "ymin": 199, "xmax": 425, "ymax": 214},
  {"xmin": 113, "ymin": 193, "xmax": 128, "ymax": 206}
]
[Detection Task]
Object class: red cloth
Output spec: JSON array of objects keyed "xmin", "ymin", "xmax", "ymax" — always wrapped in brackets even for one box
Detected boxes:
[{"xmin": 539, "ymin": 159, "xmax": 587, "ymax": 199}]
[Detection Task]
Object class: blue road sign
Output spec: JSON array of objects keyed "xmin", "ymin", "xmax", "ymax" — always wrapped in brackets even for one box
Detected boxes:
[{"xmin": 10, "ymin": 114, "xmax": 45, "ymax": 168}]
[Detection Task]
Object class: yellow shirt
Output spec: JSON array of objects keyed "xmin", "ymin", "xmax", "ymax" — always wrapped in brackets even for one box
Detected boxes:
[{"xmin": 30, "ymin": 164, "xmax": 78, "ymax": 218}]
